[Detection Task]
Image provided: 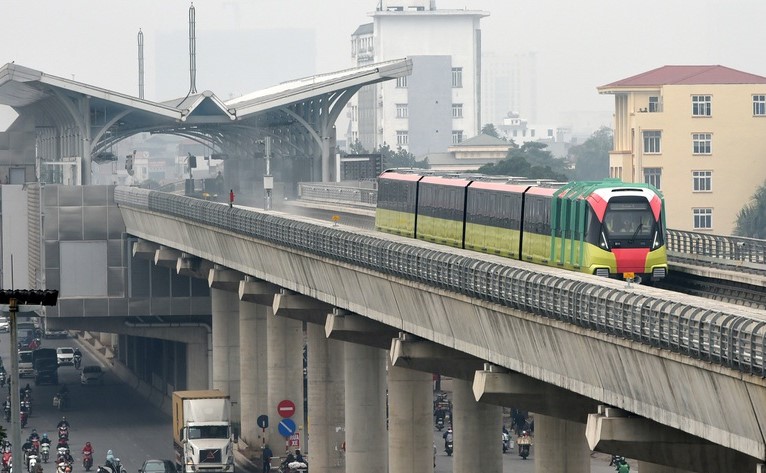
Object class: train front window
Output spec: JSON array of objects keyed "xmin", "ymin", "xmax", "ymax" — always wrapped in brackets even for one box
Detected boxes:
[{"xmin": 603, "ymin": 202, "xmax": 655, "ymax": 246}]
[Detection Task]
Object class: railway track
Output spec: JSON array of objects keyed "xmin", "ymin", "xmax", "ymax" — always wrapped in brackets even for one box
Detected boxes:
[{"xmin": 281, "ymin": 199, "xmax": 766, "ymax": 309}]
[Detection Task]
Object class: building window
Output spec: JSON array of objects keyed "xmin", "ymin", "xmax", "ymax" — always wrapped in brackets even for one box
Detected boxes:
[
  {"xmin": 452, "ymin": 104, "xmax": 463, "ymax": 119},
  {"xmin": 547, "ymin": 129, "xmax": 554, "ymax": 137},
  {"xmin": 692, "ymin": 170, "xmax": 712, "ymax": 192},
  {"xmin": 643, "ymin": 130, "xmax": 661, "ymax": 154},
  {"xmin": 754, "ymin": 95, "xmax": 766, "ymax": 116},
  {"xmin": 644, "ymin": 168, "xmax": 661, "ymax": 189},
  {"xmin": 452, "ymin": 130, "xmax": 463, "ymax": 144},
  {"xmin": 350, "ymin": 105, "xmax": 358, "ymax": 122},
  {"xmin": 692, "ymin": 95, "xmax": 712, "ymax": 116},
  {"xmin": 351, "ymin": 131, "xmax": 358, "ymax": 143},
  {"xmin": 693, "ymin": 208, "xmax": 713, "ymax": 230},
  {"xmin": 692, "ymin": 133, "xmax": 712, "ymax": 154},
  {"xmin": 531, "ymin": 129, "xmax": 536, "ymax": 138},
  {"xmin": 610, "ymin": 166, "xmax": 623, "ymax": 180},
  {"xmin": 452, "ymin": 67, "xmax": 463, "ymax": 88},
  {"xmin": 649, "ymin": 96, "xmax": 660, "ymax": 112},
  {"xmin": 396, "ymin": 76, "xmax": 408, "ymax": 88},
  {"xmin": 396, "ymin": 131, "xmax": 408, "ymax": 146},
  {"xmin": 396, "ymin": 104, "xmax": 409, "ymax": 118}
]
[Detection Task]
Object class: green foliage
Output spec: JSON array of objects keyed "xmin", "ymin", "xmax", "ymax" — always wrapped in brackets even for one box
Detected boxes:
[
  {"xmin": 569, "ymin": 127, "xmax": 612, "ymax": 180},
  {"xmin": 346, "ymin": 141, "xmax": 429, "ymax": 169},
  {"xmin": 480, "ymin": 123, "xmax": 502, "ymax": 139},
  {"xmin": 734, "ymin": 182, "xmax": 766, "ymax": 239},
  {"xmin": 478, "ymin": 141, "xmax": 570, "ymax": 180}
]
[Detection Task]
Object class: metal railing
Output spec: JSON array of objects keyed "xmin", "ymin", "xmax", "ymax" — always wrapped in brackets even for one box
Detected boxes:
[
  {"xmin": 116, "ymin": 187, "xmax": 766, "ymax": 377},
  {"xmin": 666, "ymin": 229, "xmax": 766, "ymax": 266}
]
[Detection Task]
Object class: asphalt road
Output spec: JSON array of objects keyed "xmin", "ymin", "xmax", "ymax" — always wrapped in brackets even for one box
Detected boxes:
[
  {"xmin": 0, "ymin": 326, "xmax": 629, "ymax": 473},
  {"xmin": 0, "ymin": 328, "xmax": 173, "ymax": 473}
]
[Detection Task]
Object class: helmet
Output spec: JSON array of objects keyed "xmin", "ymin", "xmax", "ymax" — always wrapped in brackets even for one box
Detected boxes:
[
  {"xmin": 61, "ymin": 416, "xmax": 66, "ymax": 421},
  {"xmin": 85, "ymin": 442, "xmax": 91, "ymax": 447},
  {"xmin": 42, "ymin": 434, "xmax": 48, "ymax": 439},
  {"xmin": 32, "ymin": 429, "xmax": 37, "ymax": 433}
]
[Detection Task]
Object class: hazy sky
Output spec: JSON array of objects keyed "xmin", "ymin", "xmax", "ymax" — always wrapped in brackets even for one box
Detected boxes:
[{"xmin": 2, "ymin": 0, "xmax": 766, "ymax": 129}]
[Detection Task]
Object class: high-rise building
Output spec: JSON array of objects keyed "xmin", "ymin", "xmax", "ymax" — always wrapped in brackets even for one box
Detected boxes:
[
  {"xmin": 347, "ymin": 0, "xmax": 488, "ymax": 156},
  {"xmin": 599, "ymin": 65, "xmax": 766, "ymax": 234}
]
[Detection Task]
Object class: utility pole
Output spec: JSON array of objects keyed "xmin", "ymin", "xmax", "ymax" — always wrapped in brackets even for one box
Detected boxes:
[{"xmin": 0, "ymin": 289, "xmax": 58, "ymax": 472}]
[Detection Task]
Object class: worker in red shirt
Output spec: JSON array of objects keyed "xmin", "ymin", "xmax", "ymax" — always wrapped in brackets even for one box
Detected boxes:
[{"xmin": 229, "ymin": 189, "xmax": 234, "ymax": 208}]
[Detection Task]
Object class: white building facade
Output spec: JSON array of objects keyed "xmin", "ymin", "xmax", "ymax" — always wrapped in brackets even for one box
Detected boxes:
[{"xmin": 347, "ymin": 0, "xmax": 488, "ymax": 156}]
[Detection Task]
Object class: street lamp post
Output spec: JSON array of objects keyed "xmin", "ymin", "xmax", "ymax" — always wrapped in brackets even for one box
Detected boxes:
[{"xmin": 0, "ymin": 290, "xmax": 59, "ymax": 471}]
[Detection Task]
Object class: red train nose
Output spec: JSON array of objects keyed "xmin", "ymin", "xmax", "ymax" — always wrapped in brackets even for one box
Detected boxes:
[{"xmin": 612, "ymin": 248, "xmax": 650, "ymax": 273}]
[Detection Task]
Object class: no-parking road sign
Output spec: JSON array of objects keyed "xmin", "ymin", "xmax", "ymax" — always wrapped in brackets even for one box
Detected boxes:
[{"xmin": 278, "ymin": 418, "xmax": 297, "ymax": 437}]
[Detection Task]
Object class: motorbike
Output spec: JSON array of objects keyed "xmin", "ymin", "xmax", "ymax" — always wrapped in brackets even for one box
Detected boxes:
[
  {"xmin": 58, "ymin": 426, "xmax": 69, "ymax": 441},
  {"xmin": 1, "ymin": 452, "xmax": 10, "ymax": 473},
  {"xmin": 27, "ymin": 452, "xmax": 39, "ymax": 473},
  {"xmin": 0, "ymin": 371, "xmax": 5, "ymax": 387},
  {"xmin": 22, "ymin": 399, "xmax": 32, "ymax": 418},
  {"xmin": 40, "ymin": 444, "xmax": 50, "ymax": 463},
  {"xmin": 54, "ymin": 393, "xmax": 68, "ymax": 411},
  {"xmin": 3, "ymin": 407, "xmax": 9, "ymax": 423},
  {"xmin": 278, "ymin": 460, "xmax": 308, "ymax": 473},
  {"xmin": 73, "ymin": 356, "xmax": 82, "ymax": 370},
  {"xmin": 517, "ymin": 435, "xmax": 531, "ymax": 460},
  {"xmin": 502, "ymin": 432, "xmax": 512, "ymax": 453},
  {"xmin": 82, "ymin": 451, "xmax": 93, "ymax": 471},
  {"xmin": 56, "ymin": 461, "xmax": 72, "ymax": 473},
  {"xmin": 20, "ymin": 410, "xmax": 28, "ymax": 428},
  {"xmin": 444, "ymin": 440, "xmax": 453, "ymax": 456},
  {"xmin": 435, "ymin": 417, "xmax": 444, "ymax": 431}
]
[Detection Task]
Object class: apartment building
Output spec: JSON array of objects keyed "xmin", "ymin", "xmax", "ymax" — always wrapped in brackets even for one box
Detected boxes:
[
  {"xmin": 598, "ymin": 65, "xmax": 766, "ymax": 234},
  {"xmin": 348, "ymin": 0, "xmax": 488, "ymax": 156}
]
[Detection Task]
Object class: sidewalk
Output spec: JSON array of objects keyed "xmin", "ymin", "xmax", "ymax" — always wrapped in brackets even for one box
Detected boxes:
[{"xmin": 234, "ymin": 438, "xmax": 261, "ymax": 473}]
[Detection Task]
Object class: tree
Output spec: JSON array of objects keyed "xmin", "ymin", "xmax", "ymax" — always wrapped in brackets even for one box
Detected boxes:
[
  {"xmin": 734, "ymin": 181, "xmax": 766, "ymax": 239},
  {"xmin": 347, "ymin": 142, "xmax": 429, "ymax": 169},
  {"xmin": 569, "ymin": 126, "xmax": 612, "ymax": 180},
  {"xmin": 481, "ymin": 123, "xmax": 502, "ymax": 139},
  {"xmin": 478, "ymin": 141, "xmax": 569, "ymax": 180}
]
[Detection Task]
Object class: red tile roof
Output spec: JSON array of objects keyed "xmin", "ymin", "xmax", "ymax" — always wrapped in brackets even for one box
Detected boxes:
[{"xmin": 599, "ymin": 65, "xmax": 766, "ymax": 89}]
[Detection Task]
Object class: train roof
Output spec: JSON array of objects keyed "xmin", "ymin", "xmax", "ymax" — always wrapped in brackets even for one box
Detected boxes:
[
  {"xmin": 420, "ymin": 175, "xmax": 471, "ymax": 187},
  {"xmin": 379, "ymin": 170, "xmax": 423, "ymax": 182},
  {"xmin": 468, "ymin": 181, "xmax": 532, "ymax": 193}
]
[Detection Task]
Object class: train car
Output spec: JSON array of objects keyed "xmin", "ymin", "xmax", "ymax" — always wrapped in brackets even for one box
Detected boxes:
[{"xmin": 375, "ymin": 170, "xmax": 668, "ymax": 281}]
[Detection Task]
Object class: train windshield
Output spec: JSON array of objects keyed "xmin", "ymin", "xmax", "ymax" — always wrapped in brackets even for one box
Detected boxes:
[{"xmin": 602, "ymin": 201, "xmax": 656, "ymax": 247}]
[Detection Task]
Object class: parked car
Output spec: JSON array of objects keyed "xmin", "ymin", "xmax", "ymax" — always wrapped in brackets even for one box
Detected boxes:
[
  {"xmin": 80, "ymin": 365, "xmax": 104, "ymax": 385},
  {"xmin": 56, "ymin": 347, "xmax": 75, "ymax": 365},
  {"xmin": 0, "ymin": 318, "xmax": 9, "ymax": 333},
  {"xmin": 138, "ymin": 459, "xmax": 175, "ymax": 473}
]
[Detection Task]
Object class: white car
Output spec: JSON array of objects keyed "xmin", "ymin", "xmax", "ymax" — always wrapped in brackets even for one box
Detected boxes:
[
  {"xmin": 0, "ymin": 318, "xmax": 8, "ymax": 333},
  {"xmin": 56, "ymin": 347, "xmax": 75, "ymax": 366},
  {"xmin": 80, "ymin": 365, "xmax": 104, "ymax": 385}
]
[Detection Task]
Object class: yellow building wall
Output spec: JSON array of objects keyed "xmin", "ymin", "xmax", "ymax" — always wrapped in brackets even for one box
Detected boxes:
[{"xmin": 609, "ymin": 84, "xmax": 766, "ymax": 234}]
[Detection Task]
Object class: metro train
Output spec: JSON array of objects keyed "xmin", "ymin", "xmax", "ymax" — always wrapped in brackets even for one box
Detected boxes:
[{"xmin": 375, "ymin": 170, "xmax": 668, "ymax": 281}]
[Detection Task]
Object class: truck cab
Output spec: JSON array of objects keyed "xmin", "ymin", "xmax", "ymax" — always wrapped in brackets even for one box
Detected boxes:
[{"xmin": 173, "ymin": 390, "xmax": 234, "ymax": 473}]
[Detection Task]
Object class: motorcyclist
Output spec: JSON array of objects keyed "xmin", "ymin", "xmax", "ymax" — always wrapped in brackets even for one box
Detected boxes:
[
  {"xmin": 56, "ymin": 437, "xmax": 69, "ymax": 449},
  {"xmin": 57, "ymin": 448, "xmax": 73, "ymax": 466},
  {"xmin": 616, "ymin": 457, "xmax": 630, "ymax": 473},
  {"xmin": 294, "ymin": 450, "xmax": 307, "ymax": 465},
  {"xmin": 442, "ymin": 427, "xmax": 453, "ymax": 451},
  {"xmin": 40, "ymin": 435, "xmax": 51, "ymax": 447},
  {"xmin": 29, "ymin": 430, "xmax": 40, "ymax": 442},
  {"xmin": 73, "ymin": 349, "xmax": 82, "ymax": 359},
  {"xmin": 82, "ymin": 443, "xmax": 93, "ymax": 456},
  {"xmin": 105, "ymin": 450, "xmax": 117, "ymax": 472},
  {"xmin": 57, "ymin": 417, "xmax": 70, "ymax": 429},
  {"xmin": 279, "ymin": 453, "xmax": 295, "ymax": 472}
]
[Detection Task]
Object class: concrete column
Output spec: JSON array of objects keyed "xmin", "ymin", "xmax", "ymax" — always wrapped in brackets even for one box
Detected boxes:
[
  {"xmin": 638, "ymin": 462, "xmax": 695, "ymax": 473},
  {"xmin": 452, "ymin": 379, "xmax": 502, "ymax": 473},
  {"xmin": 186, "ymin": 338, "xmax": 209, "ymax": 390},
  {"xmin": 211, "ymin": 288, "xmax": 241, "ymax": 424},
  {"xmin": 266, "ymin": 306, "xmax": 304, "ymax": 454},
  {"xmin": 387, "ymin": 363, "xmax": 432, "ymax": 473},
  {"xmin": 307, "ymin": 324, "xmax": 345, "ymax": 473},
  {"xmin": 239, "ymin": 301, "xmax": 268, "ymax": 446},
  {"xmin": 535, "ymin": 413, "xmax": 590, "ymax": 473},
  {"xmin": 344, "ymin": 343, "xmax": 387, "ymax": 473}
]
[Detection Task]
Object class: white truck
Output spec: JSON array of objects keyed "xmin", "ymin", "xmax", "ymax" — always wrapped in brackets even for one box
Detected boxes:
[{"xmin": 173, "ymin": 390, "xmax": 234, "ymax": 473}]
